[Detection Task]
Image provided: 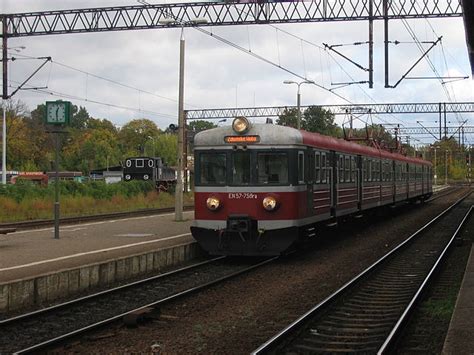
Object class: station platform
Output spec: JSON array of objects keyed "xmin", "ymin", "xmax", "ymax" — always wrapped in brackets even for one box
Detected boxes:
[
  {"xmin": 442, "ymin": 242, "xmax": 474, "ymax": 354},
  {"xmin": 0, "ymin": 210, "xmax": 201, "ymax": 313}
]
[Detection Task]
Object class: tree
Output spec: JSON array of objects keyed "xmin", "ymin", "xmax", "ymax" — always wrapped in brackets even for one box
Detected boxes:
[
  {"xmin": 348, "ymin": 124, "xmax": 396, "ymax": 150},
  {"xmin": 276, "ymin": 106, "xmax": 341, "ymax": 137},
  {"xmin": 70, "ymin": 106, "xmax": 91, "ymax": 130},
  {"xmin": 63, "ymin": 128, "xmax": 121, "ymax": 173},
  {"xmin": 302, "ymin": 106, "xmax": 341, "ymax": 137},
  {"xmin": 188, "ymin": 120, "xmax": 217, "ymax": 132},
  {"xmin": 276, "ymin": 108, "xmax": 298, "ymax": 128},
  {"xmin": 154, "ymin": 133, "xmax": 178, "ymax": 166},
  {"xmin": 29, "ymin": 104, "xmax": 55, "ymax": 170},
  {"xmin": 86, "ymin": 117, "xmax": 118, "ymax": 133},
  {"xmin": 0, "ymin": 100, "xmax": 46, "ymax": 171},
  {"xmin": 118, "ymin": 119, "xmax": 161, "ymax": 157}
]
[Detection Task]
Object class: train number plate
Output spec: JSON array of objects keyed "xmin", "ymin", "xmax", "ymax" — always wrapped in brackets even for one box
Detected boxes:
[{"xmin": 228, "ymin": 192, "xmax": 257, "ymax": 199}]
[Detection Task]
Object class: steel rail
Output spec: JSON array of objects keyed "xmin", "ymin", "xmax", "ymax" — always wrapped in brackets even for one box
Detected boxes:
[
  {"xmin": 4, "ymin": 256, "xmax": 278, "ymax": 354},
  {"xmin": 378, "ymin": 204, "xmax": 473, "ymax": 353},
  {"xmin": 0, "ymin": 257, "xmax": 224, "ymax": 326},
  {"xmin": 252, "ymin": 191, "xmax": 471, "ymax": 354}
]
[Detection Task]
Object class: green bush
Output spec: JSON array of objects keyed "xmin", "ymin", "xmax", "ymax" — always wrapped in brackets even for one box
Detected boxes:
[{"xmin": 0, "ymin": 180, "xmax": 155, "ymax": 202}]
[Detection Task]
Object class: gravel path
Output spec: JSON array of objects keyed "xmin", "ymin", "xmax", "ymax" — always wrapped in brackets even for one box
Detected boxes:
[{"xmin": 60, "ymin": 190, "xmax": 467, "ymax": 354}]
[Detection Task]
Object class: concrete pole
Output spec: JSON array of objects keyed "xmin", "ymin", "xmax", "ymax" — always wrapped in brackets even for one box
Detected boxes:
[
  {"xmin": 296, "ymin": 88, "xmax": 301, "ymax": 130},
  {"xmin": 54, "ymin": 131, "xmax": 60, "ymax": 239},
  {"xmin": 445, "ymin": 149, "xmax": 448, "ymax": 185},
  {"xmin": 2, "ymin": 100, "xmax": 6, "ymax": 185},
  {"xmin": 434, "ymin": 148, "xmax": 437, "ymax": 186},
  {"xmin": 175, "ymin": 35, "xmax": 185, "ymax": 221},
  {"xmin": 2, "ymin": 19, "xmax": 7, "ymax": 185}
]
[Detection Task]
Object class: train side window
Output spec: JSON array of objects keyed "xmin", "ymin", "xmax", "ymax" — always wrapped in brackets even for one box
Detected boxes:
[
  {"xmin": 200, "ymin": 153, "xmax": 226, "ymax": 185},
  {"xmin": 315, "ymin": 152, "xmax": 321, "ymax": 183},
  {"xmin": 373, "ymin": 160, "xmax": 377, "ymax": 181},
  {"xmin": 339, "ymin": 156, "xmax": 344, "ymax": 183},
  {"xmin": 367, "ymin": 159, "xmax": 371, "ymax": 182},
  {"xmin": 298, "ymin": 152, "xmax": 304, "ymax": 184},
  {"xmin": 125, "ymin": 159, "xmax": 132, "ymax": 168},
  {"xmin": 136, "ymin": 159, "xmax": 144, "ymax": 168},
  {"xmin": 351, "ymin": 157, "xmax": 356, "ymax": 182},
  {"xmin": 257, "ymin": 152, "xmax": 289, "ymax": 185},
  {"xmin": 345, "ymin": 156, "xmax": 350, "ymax": 182},
  {"xmin": 308, "ymin": 151, "xmax": 315, "ymax": 182},
  {"xmin": 363, "ymin": 159, "xmax": 368, "ymax": 182},
  {"xmin": 375, "ymin": 160, "xmax": 379, "ymax": 181},
  {"xmin": 321, "ymin": 153, "xmax": 327, "ymax": 184}
]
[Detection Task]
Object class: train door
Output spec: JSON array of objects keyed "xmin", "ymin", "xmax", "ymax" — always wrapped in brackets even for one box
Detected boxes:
[
  {"xmin": 421, "ymin": 165, "xmax": 425, "ymax": 195},
  {"xmin": 307, "ymin": 149, "xmax": 314, "ymax": 216},
  {"xmin": 330, "ymin": 151, "xmax": 337, "ymax": 217},
  {"xmin": 357, "ymin": 155, "xmax": 362, "ymax": 210}
]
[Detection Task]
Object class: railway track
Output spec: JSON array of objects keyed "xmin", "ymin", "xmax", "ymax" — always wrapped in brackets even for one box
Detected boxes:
[
  {"xmin": 0, "ymin": 205, "xmax": 194, "ymax": 231},
  {"xmin": 0, "ymin": 256, "xmax": 277, "ymax": 354},
  {"xmin": 253, "ymin": 192, "xmax": 473, "ymax": 354}
]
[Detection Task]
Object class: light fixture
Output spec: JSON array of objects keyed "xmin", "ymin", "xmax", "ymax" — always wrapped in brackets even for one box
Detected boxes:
[
  {"xmin": 232, "ymin": 116, "xmax": 250, "ymax": 134},
  {"xmin": 262, "ymin": 196, "xmax": 278, "ymax": 211},
  {"xmin": 206, "ymin": 196, "xmax": 221, "ymax": 211}
]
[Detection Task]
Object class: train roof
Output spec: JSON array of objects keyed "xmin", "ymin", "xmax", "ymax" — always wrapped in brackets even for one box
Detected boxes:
[{"xmin": 194, "ymin": 123, "xmax": 431, "ymax": 166}]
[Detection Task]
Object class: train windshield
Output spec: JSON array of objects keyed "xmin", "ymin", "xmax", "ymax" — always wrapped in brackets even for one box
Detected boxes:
[
  {"xmin": 232, "ymin": 151, "xmax": 251, "ymax": 185},
  {"xmin": 200, "ymin": 153, "xmax": 226, "ymax": 185},
  {"xmin": 257, "ymin": 152, "xmax": 288, "ymax": 184}
]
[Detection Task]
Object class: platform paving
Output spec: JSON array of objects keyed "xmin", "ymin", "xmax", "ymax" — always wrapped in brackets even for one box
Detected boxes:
[
  {"xmin": 442, "ymin": 243, "xmax": 474, "ymax": 355},
  {"xmin": 0, "ymin": 210, "xmax": 195, "ymax": 283},
  {"xmin": 0, "ymin": 210, "xmax": 201, "ymax": 312}
]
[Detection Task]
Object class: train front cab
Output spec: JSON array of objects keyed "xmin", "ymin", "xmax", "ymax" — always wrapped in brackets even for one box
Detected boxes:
[{"xmin": 192, "ymin": 147, "xmax": 305, "ymax": 256}]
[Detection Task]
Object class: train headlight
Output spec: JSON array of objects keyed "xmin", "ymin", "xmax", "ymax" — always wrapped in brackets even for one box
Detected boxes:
[
  {"xmin": 232, "ymin": 116, "xmax": 250, "ymax": 134},
  {"xmin": 262, "ymin": 196, "xmax": 278, "ymax": 211},
  {"xmin": 206, "ymin": 196, "xmax": 221, "ymax": 211}
]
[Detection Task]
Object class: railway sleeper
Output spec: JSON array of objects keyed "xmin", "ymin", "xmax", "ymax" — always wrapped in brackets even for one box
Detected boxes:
[
  {"xmin": 301, "ymin": 337, "xmax": 383, "ymax": 348},
  {"xmin": 346, "ymin": 298, "xmax": 411, "ymax": 306},
  {"xmin": 342, "ymin": 300, "xmax": 407, "ymax": 308},
  {"xmin": 293, "ymin": 343, "xmax": 378, "ymax": 353},
  {"xmin": 351, "ymin": 292, "xmax": 413, "ymax": 300},
  {"xmin": 320, "ymin": 320, "xmax": 395, "ymax": 329},
  {"xmin": 332, "ymin": 311, "xmax": 400, "ymax": 320},
  {"xmin": 327, "ymin": 315, "xmax": 396, "ymax": 324},
  {"xmin": 303, "ymin": 332, "xmax": 385, "ymax": 340},
  {"xmin": 312, "ymin": 324, "xmax": 392, "ymax": 334},
  {"xmin": 357, "ymin": 289, "xmax": 415, "ymax": 297},
  {"xmin": 337, "ymin": 306, "xmax": 403, "ymax": 315},
  {"xmin": 363, "ymin": 284, "xmax": 420, "ymax": 295}
]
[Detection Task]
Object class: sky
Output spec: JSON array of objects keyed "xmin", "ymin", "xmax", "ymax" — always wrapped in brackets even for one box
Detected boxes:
[{"xmin": 2, "ymin": 0, "xmax": 474, "ymax": 147}]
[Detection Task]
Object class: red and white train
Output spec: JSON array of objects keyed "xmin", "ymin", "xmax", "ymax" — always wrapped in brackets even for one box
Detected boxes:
[{"xmin": 191, "ymin": 117, "xmax": 433, "ymax": 256}]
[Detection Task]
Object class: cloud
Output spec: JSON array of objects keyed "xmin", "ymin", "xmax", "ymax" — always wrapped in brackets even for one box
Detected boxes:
[{"xmin": 4, "ymin": 1, "xmax": 473, "ymax": 144}]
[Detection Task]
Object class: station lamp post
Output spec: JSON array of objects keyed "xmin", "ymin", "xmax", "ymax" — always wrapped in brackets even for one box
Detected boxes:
[{"xmin": 283, "ymin": 80, "xmax": 313, "ymax": 130}]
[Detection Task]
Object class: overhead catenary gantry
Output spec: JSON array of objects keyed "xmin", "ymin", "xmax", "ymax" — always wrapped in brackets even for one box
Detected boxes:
[
  {"xmin": 186, "ymin": 101, "xmax": 474, "ymax": 119},
  {"xmin": 0, "ymin": 0, "xmax": 466, "ymax": 94},
  {"xmin": 186, "ymin": 101, "xmax": 474, "ymax": 143},
  {"xmin": 1, "ymin": 1, "xmax": 462, "ymax": 37}
]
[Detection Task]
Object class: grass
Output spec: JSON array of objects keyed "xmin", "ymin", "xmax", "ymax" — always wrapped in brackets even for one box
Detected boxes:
[{"xmin": 0, "ymin": 181, "xmax": 194, "ymax": 223}]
